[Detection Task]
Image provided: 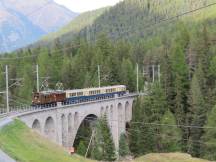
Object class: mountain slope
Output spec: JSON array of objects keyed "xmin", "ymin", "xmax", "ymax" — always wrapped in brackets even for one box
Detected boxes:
[
  {"xmin": 0, "ymin": 0, "xmax": 77, "ymax": 53},
  {"xmin": 76, "ymin": 0, "xmax": 216, "ymax": 41},
  {"xmin": 0, "ymin": 6, "xmax": 45, "ymax": 53},
  {"xmin": 41, "ymin": 7, "xmax": 109, "ymax": 43}
]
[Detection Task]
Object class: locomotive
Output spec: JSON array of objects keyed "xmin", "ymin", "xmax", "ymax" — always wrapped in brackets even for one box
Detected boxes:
[
  {"xmin": 32, "ymin": 85, "xmax": 127, "ymax": 107},
  {"xmin": 32, "ymin": 90, "xmax": 66, "ymax": 107}
]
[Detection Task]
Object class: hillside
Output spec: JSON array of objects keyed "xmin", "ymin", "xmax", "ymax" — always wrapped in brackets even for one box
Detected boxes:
[
  {"xmin": 41, "ymin": 0, "xmax": 216, "ymax": 47},
  {"xmin": 132, "ymin": 153, "xmax": 211, "ymax": 162},
  {"xmin": 0, "ymin": 120, "xmax": 95, "ymax": 162},
  {"xmin": 77, "ymin": 0, "xmax": 216, "ymax": 41},
  {"xmin": 42, "ymin": 7, "xmax": 109, "ymax": 43},
  {"xmin": 0, "ymin": 0, "xmax": 77, "ymax": 53}
]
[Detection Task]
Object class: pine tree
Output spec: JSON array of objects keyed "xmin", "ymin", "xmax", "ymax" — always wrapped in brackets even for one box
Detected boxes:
[
  {"xmin": 170, "ymin": 43, "xmax": 190, "ymax": 151},
  {"xmin": 90, "ymin": 122, "xmax": 103, "ymax": 160},
  {"xmin": 188, "ymin": 72, "xmax": 206, "ymax": 157},
  {"xmin": 100, "ymin": 116, "xmax": 116, "ymax": 161},
  {"xmin": 203, "ymin": 105, "xmax": 216, "ymax": 160},
  {"xmin": 160, "ymin": 110, "xmax": 182, "ymax": 152},
  {"xmin": 77, "ymin": 140, "xmax": 87, "ymax": 156},
  {"xmin": 129, "ymin": 83, "xmax": 168, "ymax": 156},
  {"xmin": 90, "ymin": 116, "xmax": 116, "ymax": 161},
  {"xmin": 129, "ymin": 97, "xmax": 144, "ymax": 156},
  {"xmin": 120, "ymin": 58, "xmax": 136, "ymax": 92},
  {"xmin": 119, "ymin": 133, "xmax": 130, "ymax": 157}
]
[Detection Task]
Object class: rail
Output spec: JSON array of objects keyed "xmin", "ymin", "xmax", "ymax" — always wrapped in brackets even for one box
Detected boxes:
[{"xmin": 0, "ymin": 93, "xmax": 138, "ymax": 119}]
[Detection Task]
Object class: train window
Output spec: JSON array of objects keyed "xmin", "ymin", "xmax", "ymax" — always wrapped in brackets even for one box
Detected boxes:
[
  {"xmin": 77, "ymin": 92, "xmax": 83, "ymax": 96},
  {"xmin": 90, "ymin": 91, "xmax": 95, "ymax": 95},
  {"xmin": 69, "ymin": 93, "xmax": 76, "ymax": 97}
]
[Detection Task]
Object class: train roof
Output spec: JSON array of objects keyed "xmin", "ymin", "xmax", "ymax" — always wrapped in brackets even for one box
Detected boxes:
[
  {"xmin": 36, "ymin": 90, "xmax": 65, "ymax": 95},
  {"xmin": 65, "ymin": 85, "xmax": 126, "ymax": 93}
]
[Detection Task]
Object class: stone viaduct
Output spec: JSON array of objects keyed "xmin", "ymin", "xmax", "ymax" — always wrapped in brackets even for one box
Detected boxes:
[{"xmin": 18, "ymin": 94, "xmax": 137, "ymax": 149}]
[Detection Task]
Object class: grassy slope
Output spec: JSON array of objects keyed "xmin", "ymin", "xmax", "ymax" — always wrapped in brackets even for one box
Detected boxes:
[
  {"xmin": 0, "ymin": 120, "xmax": 95, "ymax": 162},
  {"xmin": 133, "ymin": 153, "xmax": 211, "ymax": 162}
]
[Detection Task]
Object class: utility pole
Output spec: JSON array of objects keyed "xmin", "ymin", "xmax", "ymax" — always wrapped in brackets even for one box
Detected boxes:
[
  {"xmin": 152, "ymin": 64, "xmax": 155, "ymax": 83},
  {"xmin": 36, "ymin": 65, "xmax": 39, "ymax": 92},
  {"xmin": 5, "ymin": 65, "xmax": 9, "ymax": 113},
  {"xmin": 98, "ymin": 65, "xmax": 101, "ymax": 88},
  {"xmin": 136, "ymin": 63, "xmax": 139, "ymax": 93}
]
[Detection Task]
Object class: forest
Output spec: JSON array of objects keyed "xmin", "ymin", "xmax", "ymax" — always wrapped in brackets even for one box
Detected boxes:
[{"xmin": 0, "ymin": 0, "xmax": 216, "ymax": 161}]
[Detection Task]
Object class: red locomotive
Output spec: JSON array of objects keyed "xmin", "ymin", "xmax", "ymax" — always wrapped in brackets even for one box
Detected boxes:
[{"xmin": 32, "ymin": 91, "xmax": 66, "ymax": 106}]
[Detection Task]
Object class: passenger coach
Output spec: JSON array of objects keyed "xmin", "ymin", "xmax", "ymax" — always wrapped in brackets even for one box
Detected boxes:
[{"xmin": 64, "ymin": 85, "xmax": 127, "ymax": 104}]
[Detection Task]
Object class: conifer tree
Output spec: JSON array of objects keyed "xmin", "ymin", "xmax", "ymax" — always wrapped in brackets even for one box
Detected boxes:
[
  {"xmin": 77, "ymin": 140, "xmax": 87, "ymax": 156},
  {"xmin": 90, "ymin": 122, "xmax": 103, "ymax": 160},
  {"xmin": 129, "ymin": 83, "xmax": 167, "ymax": 155},
  {"xmin": 170, "ymin": 43, "xmax": 189, "ymax": 151},
  {"xmin": 188, "ymin": 72, "xmax": 206, "ymax": 157},
  {"xmin": 90, "ymin": 116, "xmax": 116, "ymax": 161},
  {"xmin": 203, "ymin": 105, "xmax": 216, "ymax": 160},
  {"xmin": 160, "ymin": 110, "xmax": 182, "ymax": 152},
  {"xmin": 129, "ymin": 98, "xmax": 144, "ymax": 156},
  {"xmin": 100, "ymin": 116, "xmax": 116, "ymax": 161},
  {"xmin": 119, "ymin": 133, "xmax": 130, "ymax": 157}
]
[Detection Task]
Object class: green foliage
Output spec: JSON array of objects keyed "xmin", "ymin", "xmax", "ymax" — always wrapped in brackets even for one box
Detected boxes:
[
  {"xmin": 160, "ymin": 110, "xmax": 182, "ymax": 152},
  {"xmin": 90, "ymin": 116, "xmax": 116, "ymax": 161},
  {"xmin": 203, "ymin": 105, "xmax": 216, "ymax": 160},
  {"xmin": 119, "ymin": 133, "xmax": 130, "ymax": 157},
  {"xmin": 188, "ymin": 72, "xmax": 206, "ymax": 157},
  {"xmin": 100, "ymin": 116, "xmax": 116, "ymax": 161},
  {"xmin": 129, "ymin": 83, "xmax": 168, "ymax": 156},
  {"xmin": 77, "ymin": 141, "xmax": 87, "ymax": 156}
]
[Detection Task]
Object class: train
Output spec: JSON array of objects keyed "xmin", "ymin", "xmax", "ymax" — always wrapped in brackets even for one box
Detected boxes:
[{"xmin": 32, "ymin": 85, "xmax": 127, "ymax": 107}]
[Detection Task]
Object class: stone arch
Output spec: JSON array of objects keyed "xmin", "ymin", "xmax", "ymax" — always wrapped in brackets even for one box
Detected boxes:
[
  {"xmin": 44, "ymin": 116, "xmax": 55, "ymax": 142},
  {"xmin": 118, "ymin": 103, "xmax": 125, "ymax": 135},
  {"xmin": 125, "ymin": 101, "xmax": 130, "ymax": 122},
  {"xmin": 73, "ymin": 114, "xmax": 98, "ymax": 148},
  {"xmin": 68, "ymin": 113, "xmax": 73, "ymax": 147},
  {"xmin": 61, "ymin": 114, "xmax": 67, "ymax": 147},
  {"xmin": 32, "ymin": 119, "xmax": 41, "ymax": 133}
]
